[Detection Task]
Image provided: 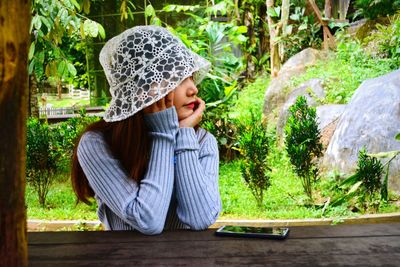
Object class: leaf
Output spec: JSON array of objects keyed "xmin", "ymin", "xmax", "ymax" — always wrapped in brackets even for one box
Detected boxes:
[
  {"xmin": 151, "ymin": 17, "xmax": 162, "ymax": 26},
  {"xmin": 83, "ymin": 0, "xmax": 91, "ymax": 14},
  {"xmin": 145, "ymin": 4, "xmax": 155, "ymax": 18},
  {"xmin": 368, "ymin": 150, "xmax": 400, "ymax": 159},
  {"xmin": 163, "ymin": 5, "xmax": 176, "ymax": 12},
  {"xmin": 236, "ymin": 26, "xmax": 248, "ymax": 34},
  {"xmin": 224, "ymin": 80, "xmax": 237, "ymax": 97},
  {"xmin": 83, "ymin": 20, "xmax": 98, "ymax": 38},
  {"xmin": 70, "ymin": 0, "xmax": 80, "ymax": 10},
  {"xmin": 298, "ymin": 23, "xmax": 308, "ymax": 31},
  {"xmin": 80, "ymin": 22, "xmax": 85, "ymax": 38},
  {"xmin": 40, "ymin": 16, "xmax": 52, "ymax": 32},
  {"xmin": 45, "ymin": 63, "xmax": 51, "ymax": 78},
  {"xmin": 28, "ymin": 42, "xmax": 35, "ymax": 60},
  {"xmin": 396, "ymin": 133, "xmax": 400, "ymax": 141},
  {"xmin": 347, "ymin": 181, "xmax": 363, "ymax": 195},
  {"xmin": 28, "ymin": 59, "xmax": 36, "ymax": 75},
  {"xmin": 57, "ymin": 60, "xmax": 67, "ymax": 77},
  {"xmin": 267, "ymin": 8, "xmax": 278, "ymax": 18},
  {"xmin": 34, "ymin": 15, "xmax": 42, "ymax": 30},
  {"xmin": 339, "ymin": 173, "xmax": 359, "ymax": 188},
  {"xmin": 97, "ymin": 23, "xmax": 106, "ymax": 39},
  {"xmin": 290, "ymin": 13, "xmax": 300, "ymax": 21},
  {"xmin": 67, "ymin": 62, "xmax": 77, "ymax": 77}
]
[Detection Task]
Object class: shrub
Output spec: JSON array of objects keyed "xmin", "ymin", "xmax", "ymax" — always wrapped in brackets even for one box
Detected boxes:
[
  {"xmin": 52, "ymin": 111, "xmax": 100, "ymax": 173},
  {"xmin": 202, "ymin": 103, "xmax": 238, "ymax": 161},
  {"xmin": 331, "ymin": 148, "xmax": 384, "ymax": 212},
  {"xmin": 236, "ymin": 110, "xmax": 271, "ymax": 208},
  {"xmin": 365, "ymin": 13, "xmax": 400, "ymax": 68},
  {"xmin": 26, "ymin": 118, "xmax": 62, "ymax": 207},
  {"xmin": 284, "ymin": 96, "xmax": 323, "ymax": 201}
]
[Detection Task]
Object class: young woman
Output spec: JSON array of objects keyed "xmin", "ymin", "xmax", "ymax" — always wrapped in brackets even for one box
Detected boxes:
[{"xmin": 71, "ymin": 26, "xmax": 221, "ymax": 235}]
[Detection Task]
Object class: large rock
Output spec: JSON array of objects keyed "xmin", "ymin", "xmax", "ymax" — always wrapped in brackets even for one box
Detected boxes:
[
  {"xmin": 317, "ymin": 104, "xmax": 346, "ymax": 131},
  {"xmin": 276, "ymin": 79, "xmax": 326, "ymax": 140},
  {"xmin": 317, "ymin": 104, "xmax": 347, "ymax": 149},
  {"xmin": 263, "ymin": 48, "xmax": 328, "ymax": 119},
  {"xmin": 323, "ymin": 69, "xmax": 400, "ymax": 192}
]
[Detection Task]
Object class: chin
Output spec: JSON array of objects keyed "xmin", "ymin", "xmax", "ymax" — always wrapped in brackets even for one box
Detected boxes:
[{"xmin": 177, "ymin": 110, "xmax": 193, "ymax": 121}]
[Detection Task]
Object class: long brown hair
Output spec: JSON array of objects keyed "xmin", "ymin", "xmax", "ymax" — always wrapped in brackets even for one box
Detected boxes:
[{"xmin": 71, "ymin": 111, "xmax": 152, "ymax": 204}]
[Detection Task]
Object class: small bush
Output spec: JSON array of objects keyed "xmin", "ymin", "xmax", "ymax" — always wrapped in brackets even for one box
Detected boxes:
[
  {"xmin": 331, "ymin": 148, "xmax": 384, "ymax": 212},
  {"xmin": 236, "ymin": 110, "xmax": 271, "ymax": 208},
  {"xmin": 202, "ymin": 104, "xmax": 238, "ymax": 161},
  {"xmin": 284, "ymin": 96, "xmax": 323, "ymax": 201},
  {"xmin": 26, "ymin": 118, "xmax": 62, "ymax": 207},
  {"xmin": 365, "ymin": 13, "xmax": 400, "ymax": 68},
  {"xmin": 52, "ymin": 111, "xmax": 100, "ymax": 173}
]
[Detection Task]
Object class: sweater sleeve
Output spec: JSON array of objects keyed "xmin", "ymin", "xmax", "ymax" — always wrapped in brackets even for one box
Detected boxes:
[
  {"xmin": 174, "ymin": 128, "xmax": 221, "ymax": 230},
  {"xmin": 77, "ymin": 107, "xmax": 178, "ymax": 235}
]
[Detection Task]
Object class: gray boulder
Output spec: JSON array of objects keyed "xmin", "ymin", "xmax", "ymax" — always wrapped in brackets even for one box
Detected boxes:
[
  {"xmin": 323, "ymin": 69, "xmax": 400, "ymax": 192},
  {"xmin": 263, "ymin": 48, "xmax": 328, "ymax": 119},
  {"xmin": 317, "ymin": 104, "xmax": 347, "ymax": 131},
  {"xmin": 317, "ymin": 104, "xmax": 347, "ymax": 149}
]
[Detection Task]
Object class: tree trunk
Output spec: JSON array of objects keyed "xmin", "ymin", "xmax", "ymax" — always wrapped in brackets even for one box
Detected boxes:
[
  {"xmin": 29, "ymin": 74, "xmax": 39, "ymax": 118},
  {"xmin": 57, "ymin": 80, "xmax": 62, "ymax": 99},
  {"xmin": 243, "ymin": 4, "xmax": 255, "ymax": 79},
  {"xmin": 266, "ymin": 0, "xmax": 281, "ymax": 77},
  {"xmin": 0, "ymin": 1, "xmax": 31, "ymax": 266},
  {"xmin": 279, "ymin": 0, "xmax": 290, "ymax": 62}
]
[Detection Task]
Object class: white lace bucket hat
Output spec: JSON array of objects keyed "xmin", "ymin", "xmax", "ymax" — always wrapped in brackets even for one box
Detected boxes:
[{"xmin": 99, "ymin": 25, "xmax": 211, "ymax": 122}]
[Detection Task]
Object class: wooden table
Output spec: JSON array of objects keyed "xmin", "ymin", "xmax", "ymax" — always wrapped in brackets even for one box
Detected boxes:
[{"xmin": 28, "ymin": 223, "xmax": 400, "ymax": 266}]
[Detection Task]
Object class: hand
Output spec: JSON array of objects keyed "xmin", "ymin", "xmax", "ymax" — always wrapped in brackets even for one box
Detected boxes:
[
  {"xmin": 179, "ymin": 97, "xmax": 205, "ymax": 128},
  {"xmin": 143, "ymin": 91, "xmax": 174, "ymax": 114}
]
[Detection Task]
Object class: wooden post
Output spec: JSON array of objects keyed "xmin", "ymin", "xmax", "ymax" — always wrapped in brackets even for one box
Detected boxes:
[
  {"xmin": 308, "ymin": 0, "xmax": 335, "ymax": 50},
  {"xmin": 0, "ymin": 1, "xmax": 31, "ymax": 266},
  {"xmin": 325, "ymin": 0, "xmax": 333, "ymax": 18}
]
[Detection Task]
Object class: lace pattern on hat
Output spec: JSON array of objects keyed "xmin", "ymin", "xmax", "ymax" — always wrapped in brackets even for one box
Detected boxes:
[{"xmin": 99, "ymin": 26, "xmax": 210, "ymax": 122}]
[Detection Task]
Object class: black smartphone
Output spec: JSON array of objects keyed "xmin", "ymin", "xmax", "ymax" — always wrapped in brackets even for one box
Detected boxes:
[{"xmin": 215, "ymin": 225, "xmax": 290, "ymax": 240}]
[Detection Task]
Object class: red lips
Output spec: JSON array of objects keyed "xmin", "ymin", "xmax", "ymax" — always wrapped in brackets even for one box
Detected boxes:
[{"xmin": 185, "ymin": 102, "xmax": 195, "ymax": 109}]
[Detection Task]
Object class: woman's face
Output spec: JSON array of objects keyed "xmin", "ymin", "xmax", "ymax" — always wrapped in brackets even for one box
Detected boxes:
[{"xmin": 174, "ymin": 77, "xmax": 199, "ymax": 121}]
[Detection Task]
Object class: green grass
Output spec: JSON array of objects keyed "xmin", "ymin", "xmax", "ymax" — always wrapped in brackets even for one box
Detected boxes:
[
  {"xmin": 40, "ymin": 95, "xmax": 90, "ymax": 109},
  {"xmin": 28, "ymin": 151, "xmax": 399, "ymax": 221},
  {"xmin": 290, "ymin": 45, "xmax": 396, "ymax": 104},
  {"xmin": 26, "ymin": 175, "xmax": 97, "ymax": 221},
  {"xmin": 230, "ymin": 74, "xmax": 270, "ymax": 119}
]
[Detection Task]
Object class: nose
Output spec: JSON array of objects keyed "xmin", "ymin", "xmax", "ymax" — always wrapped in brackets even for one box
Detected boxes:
[{"xmin": 188, "ymin": 79, "xmax": 198, "ymax": 96}]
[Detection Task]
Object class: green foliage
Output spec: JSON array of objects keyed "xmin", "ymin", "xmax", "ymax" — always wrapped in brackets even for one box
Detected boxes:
[
  {"xmin": 276, "ymin": 5, "xmax": 322, "ymax": 60},
  {"xmin": 236, "ymin": 110, "xmax": 271, "ymax": 208},
  {"xmin": 163, "ymin": 2, "xmax": 246, "ymax": 104},
  {"xmin": 354, "ymin": 0, "xmax": 400, "ymax": 20},
  {"xmin": 331, "ymin": 148, "xmax": 384, "ymax": 212},
  {"xmin": 202, "ymin": 104, "xmax": 238, "ymax": 161},
  {"xmin": 290, "ymin": 35, "xmax": 396, "ymax": 104},
  {"xmin": 364, "ymin": 14, "xmax": 400, "ymax": 68},
  {"xmin": 52, "ymin": 111, "xmax": 100, "ymax": 173},
  {"xmin": 26, "ymin": 175, "xmax": 98, "ymax": 220},
  {"xmin": 30, "ymin": 0, "xmax": 105, "ymax": 88},
  {"xmin": 26, "ymin": 118, "xmax": 63, "ymax": 207},
  {"xmin": 26, "ymin": 113, "xmax": 100, "ymax": 207},
  {"xmin": 284, "ymin": 96, "xmax": 323, "ymax": 201}
]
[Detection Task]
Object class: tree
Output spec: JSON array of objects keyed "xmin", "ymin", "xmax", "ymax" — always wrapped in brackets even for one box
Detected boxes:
[
  {"xmin": 29, "ymin": 0, "xmax": 105, "ymax": 107},
  {"xmin": 266, "ymin": 0, "xmax": 281, "ymax": 77},
  {"xmin": 0, "ymin": 0, "xmax": 31, "ymax": 266},
  {"xmin": 284, "ymin": 96, "xmax": 323, "ymax": 202}
]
